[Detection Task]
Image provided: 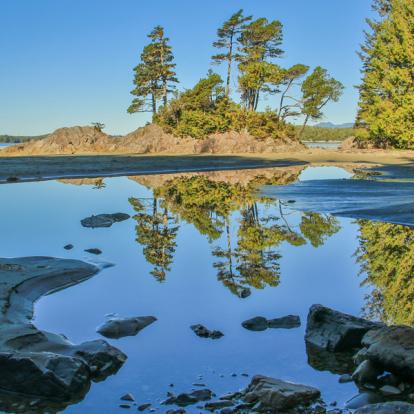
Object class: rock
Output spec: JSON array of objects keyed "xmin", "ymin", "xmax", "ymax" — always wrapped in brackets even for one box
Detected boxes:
[
  {"xmin": 166, "ymin": 410, "xmax": 186, "ymax": 414},
  {"xmin": 379, "ymin": 385, "xmax": 402, "ymax": 396},
  {"xmin": 0, "ymin": 256, "xmax": 126, "ymax": 404},
  {"xmin": 352, "ymin": 360, "xmax": 383, "ymax": 384},
  {"xmin": 121, "ymin": 393, "xmax": 135, "ymax": 401},
  {"xmin": 0, "ymin": 351, "xmax": 90, "ymax": 401},
  {"xmin": 81, "ymin": 213, "xmax": 130, "ymax": 228},
  {"xmin": 305, "ymin": 304, "xmax": 382, "ymax": 352},
  {"xmin": 354, "ymin": 401, "xmax": 414, "ymax": 414},
  {"xmin": 97, "ymin": 316, "xmax": 157, "ymax": 339},
  {"xmin": 267, "ymin": 315, "xmax": 301, "ymax": 329},
  {"xmin": 138, "ymin": 403, "xmax": 152, "ymax": 411},
  {"xmin": 345, "ymin": 391, "xmax": 384, "ymax": 410},
  {"xmin": 120, "ymin": 404, "xmax": 131, "ymax": 409},
  {"xmin": 204, "ymin": 401, "xmax": 235, "ymax": 411},
  {"xmin": 360, "ymin": 326, "xmax": 414, "ymax": 381},
  {"xmin": 84, "ymin": 248, "xmax": 102, "ymax": 255},
  {"xmin": 190, "ymin": 324, "xmax": 224, "ymax": 339},
  {"xmin": 64, "ymin": 244, "xmax": 74, "ymax": 250},
  {"xmin": 163, "ymin": 389, "xmax": 213, "ymax": 406},
  {"xmin": 242, "ymin": 315, "xmax": 301, "ymax": 331},
  {"xmin": 241, "ymin": 317, "xmax": 268, "ymax": 331},
  {"xmin": 242, "ymin": 375, "xmax": 320, "ymax": 411},
  {"xmin": 338, "ymin": 374, "xmax": 352, "ymax": 383}
]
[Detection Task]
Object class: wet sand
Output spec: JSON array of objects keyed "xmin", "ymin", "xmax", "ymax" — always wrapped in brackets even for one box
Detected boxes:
[{"xmin": 1, "ymin": 149, "xmax": 414, "ymax": 184}]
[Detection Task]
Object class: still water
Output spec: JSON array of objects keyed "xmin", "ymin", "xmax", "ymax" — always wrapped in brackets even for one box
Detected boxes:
[{"xmin": 0, "ymin": 166, "xmax": 407, "ymax": 413}]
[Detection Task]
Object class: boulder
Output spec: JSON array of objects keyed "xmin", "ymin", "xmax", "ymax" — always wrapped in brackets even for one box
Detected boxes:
[
  {"xmin": 0, "ymin": 351, "xmax": 90, "ymax": 401},
  {"xmin": 242, "ymin": 375, "xmax": 320, "ymax": 411},
  {"xmin": 355, "ymin": 402, "xmax": 414, "ymax": 414},
  {"xmin": 97, "ymin": 316, "xmax": 157, "ymax": 339},
  {"xmin": 352, "ymin": 360, "xmax": 383, "ymax": 384},
  {"xmin": 163, "ymin": 389, "xmax": 213, "ymax": 406},
  {"xmin": 360, "ymin": 326, "xmax": 414, "ymax": 381},
  {"xmin": 81, "ymin": 213, "xmax": 130, "ymax": 228},
  {"xmin": 305, "ymin": 304, "xmax": 382, "ymax": 352},
  {"xmin": 242, "ymin": 317, "xmax": 268, "ymax": 332},
  {"xmin": 191, "ymin": 324, "xmax": 224, "ymax": 339}
]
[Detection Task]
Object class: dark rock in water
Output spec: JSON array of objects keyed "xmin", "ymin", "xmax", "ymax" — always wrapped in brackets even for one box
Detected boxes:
[
  {"xmin": 138, "ymin": 403, "xmax": 151, "ymax": 411},
  {"xmin": 0, "ymin": 351, "xmax": 90, "ymax": 401},
  {"xmin": 97, "ymin": 316, "xmax": 157, "ymax": 339},
  {"xmin": 204, "ymin": 400, "xmax": 235, "ymax": 411},
  {"xmin": 305, "ymin": 304, "xmax": 382, "ymax": 352},
  {"xmin": 166, "ymin": 409, "xmax": 186, "ymax": 414},
  {"xmin": 84, "ymin": 248, "xmax": 102, "ymax": 255},
  {"xmin": 361, "ymin": 326, "xmax": 414, "ymax": 381},
  {"xmin": 242, "ymin": 375, "xmax": 320, "ymax": 411},
  {"xmin": 81, "ymin": 213, "xmax": 130, "ymax": 228},
  {"xmin": 6, "ymin": 176, "xmax": 19, "ymax": 182},
  {"xmin": 379, "ymin": 385, "xmax": 402, "ymax": 396},
  {"xmin": 352, "ymin": 359, "xmax": 383, "ymax": 384},
  {"xmin": 163, "ymin": 389, "xmax": 213, "ymax": 406},
  {"xmin": 242, "ymin": 317, "xmax": 268, "ymax": 331},
  {"xmin": 242, "ymin": 315, "xmax": 301, "ymax": 331},
  {"xmin": 120, "ymin": 403, "xmax": 131, "ymax": 409},
  {"xmin": 338, "ymin": 374, "xmax": 353, "ymax": 383},
  {"xmin": 120, "ymin": 393, "xmax": 135, "ymax": 401},
  {"xmin": 354, "ymin": 401, "xmax": 414, "ymax": 413},
  {"xmin": 267, "ymin": 315, "xmax": 301, "ymax": 329},
  {"xmin": 191, "ymin": 324, "xmax": 223, "ymax": 339},
  {"xmin": 64, "ymin": 244, "xmax": 74, "ymax": 250}
]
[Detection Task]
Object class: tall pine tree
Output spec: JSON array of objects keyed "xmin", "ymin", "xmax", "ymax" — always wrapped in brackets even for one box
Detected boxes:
[
  {"xmin": 357, "ymin": 0, "xmax": 414, "ymax": 148},
  {"xmin": 128, "ymin": 26, "xmax": 178, "ymax": 115},
  {"xmin": 212, "ymin": 10, "xmax": 252, "ymax": 96}
]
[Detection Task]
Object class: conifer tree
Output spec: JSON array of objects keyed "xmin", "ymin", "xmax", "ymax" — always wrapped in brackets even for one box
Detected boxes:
[
  {"xmin": 128, "ymin": 26, "xmax": 178, "ymax": 115},
  {"xmin": 356, "ymin": 0, "xmax": 414, "ymax": 148},
  {"xmin": 212, "ymin": 10, "xmax": 252, "ymax": 96}
]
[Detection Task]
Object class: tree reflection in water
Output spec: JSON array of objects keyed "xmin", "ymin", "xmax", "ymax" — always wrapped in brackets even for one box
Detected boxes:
[
  {"xmin": 130, "ymin": 170, "xmax": 341, "ymax": 296},
  {"xmin": 357, "ymin": 220, "xmax": 414, "ymax": 326}
]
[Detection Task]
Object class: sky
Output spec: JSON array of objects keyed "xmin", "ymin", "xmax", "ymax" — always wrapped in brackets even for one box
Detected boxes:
[{"xmin": 0, "ymin": 0, "xmax": 374, "ymax": 136}]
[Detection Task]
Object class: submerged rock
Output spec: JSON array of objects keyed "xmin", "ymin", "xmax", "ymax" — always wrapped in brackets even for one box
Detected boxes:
[
  {"xmin": 84, "ymin": 248, "xmax": 102, "ymax": 255},
  {"xmin": 305, "ymin": 304, "xmax": 382, "ymax": 352},
  {"xmin": 163, "ymin": 389, "xmax": 213, "ymax": 406},
  {"xmin": 190, "ymin": 324, "xmax": 224, "ymax": 339},
  {"xmin": 81, "ymin": 213, "xmax": 130, "ymax": 228},
  {"xmin": 242, "ymin": 375, "xmax": 320, "ymax": 411},
  {"xmin": 97, "ymin": 316, "xmax": 157, "ymax": 339},
  {"xmin": 64, "ymin": 244, "xmax": 74, "ymax": 250},
  {"xmin": 242, "ymin": 315, "xmax": 301, "ymax": 331},
  {"xmin": 354, "ymin": 401, "xmax": 414, "ymax": 413}
]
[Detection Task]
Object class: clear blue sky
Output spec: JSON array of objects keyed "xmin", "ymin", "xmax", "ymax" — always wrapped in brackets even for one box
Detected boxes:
[{"xmin": 0, "ymin": 0, "xmax": 373, "ymax": 135}]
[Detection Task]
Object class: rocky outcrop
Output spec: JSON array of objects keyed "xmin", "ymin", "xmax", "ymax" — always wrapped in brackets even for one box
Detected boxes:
[
  {"xmin": 97, "ymin": 316, "xmax": 157, "ymax": 339},
  {"xmin": 305, "ymin": 304, "xmax": 382, "ymax": 352},
  {"xmin": 242, "ymin": 375, "xmax": 320, "ymax": 411},
  {"xmin": 4, "ymin": 124, "xmax": 305, "ymax": 156},
  {"xmin": 81, "ymin": 212, "xmax": 130, "ymax": 228},
  {"xmin": 0, "ymin": 257, "xmax": 126, "ymax": 404}
]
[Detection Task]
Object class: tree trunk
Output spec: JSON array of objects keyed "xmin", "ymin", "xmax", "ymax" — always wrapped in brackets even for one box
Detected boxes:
[
  {"xmin": 151, "ymin": 94, "xmax": 157, "ymax": 115},
  {"xmin": 225, "ymin": 34, "xmax": 233, "ymax": 97},
  {"xmin": 298, "ymin": 115, "xmax": 310, "ymax": 138},
  {"xmin": 278, "ymin": 79, "xmax": 294, "ymax": 118}
]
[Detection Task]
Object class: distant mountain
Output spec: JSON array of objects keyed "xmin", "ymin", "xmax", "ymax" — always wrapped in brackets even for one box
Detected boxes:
[
  {"xmin": 314, "ymin": 122, "xmax": 354, "ymax": 129},
  {"xmin": 0, "ymin": 134, "xmax": 48, "ymax": 143}
]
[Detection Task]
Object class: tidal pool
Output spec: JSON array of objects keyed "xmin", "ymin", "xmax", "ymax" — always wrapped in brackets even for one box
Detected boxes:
[{"xmin": 0, "ymin": 166, "xmax": 410, "ymax": 413}]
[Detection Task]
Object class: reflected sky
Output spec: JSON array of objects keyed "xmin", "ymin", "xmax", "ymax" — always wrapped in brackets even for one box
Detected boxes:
[{"xmin": 0, "ymin": 166, "xmax": 397, "ymax": 413}]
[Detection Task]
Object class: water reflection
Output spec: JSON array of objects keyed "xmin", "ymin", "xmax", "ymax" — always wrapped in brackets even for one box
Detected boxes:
[
  {"xmin": 356, "ymin": 220, "xmax": 414, "ymax": 326},
  {"xmin": 129, "ymin": 171, "xmax": 341, "ymax": 298}
]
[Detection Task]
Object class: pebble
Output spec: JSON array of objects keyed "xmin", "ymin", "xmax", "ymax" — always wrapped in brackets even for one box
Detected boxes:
[
  {"xmin": 121, "ymin": 393, "xmax": 135, "ymax": 402},
  {"xmin": 84, "ymin": 248, "xmax": 102, "ymax": 255},
  {"xmin": 63, "ymin": 244, "xmax": 74, "ymax": 250},
  {"xmin": 119, "ymin": 404, "xmax": 131, "ymax": 409},
  {"xmin": 338, "ymin": 374, "xmax": 352, "ymax": 383},
  {"xmin": 138, "ymin": 403, "xmax": 151, "ymax": 411},
  {"xmin": 379, "ymin": 385, "xmax": 401, "ymax": 396}
]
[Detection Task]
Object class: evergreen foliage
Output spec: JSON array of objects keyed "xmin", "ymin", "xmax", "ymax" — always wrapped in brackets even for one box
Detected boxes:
[{"xmin": 357, "ymin": 0, "xmax": 414, "ymax": 148}]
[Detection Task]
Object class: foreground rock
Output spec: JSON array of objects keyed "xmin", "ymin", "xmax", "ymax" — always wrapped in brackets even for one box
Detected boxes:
[
  {"xmin": 305, "ymin": 304, "xmax": 382, "ymax": 352},
  {"xmin": 97, "ymin": 316, "xmax": 157, "ymax": 339},
  {"xmin": 0, "ymin": 257, "xmax": 126, "ymax": 405},
  {"xmin": 242, "ymin": 375, "xmax": 320, "ymax": 411},
  {"xmin": 81, "ymin": 212, "xmax": 130, "ymax": 228},
  {"xmin": 354, "ymin": 401, "xmax": 414, "ymax": 413},
  {"xmin": 4, "ymin": 124, "xmax": 305, "ymax": 156},
  {"xmin": 190, "ymin": 324, "xmax": 224, "ymax": 339},
  {"xmin": 242, "ymin": 315, "xmax": 300, "ymax": 331},
  {"xmin": 359, "ymin": 326, "xmax": 414, "ymax": 381}
]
